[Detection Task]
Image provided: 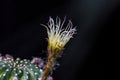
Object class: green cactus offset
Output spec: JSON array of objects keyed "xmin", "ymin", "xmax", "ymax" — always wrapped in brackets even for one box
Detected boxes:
[{"xmin": 0, "ymin": 58, "xmax": 42, "ymax": 80}]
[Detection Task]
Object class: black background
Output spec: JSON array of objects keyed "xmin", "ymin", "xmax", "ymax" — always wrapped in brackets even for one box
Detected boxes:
[{"xmin": 0, "ymin": 0, "xmax": 120, "ymax": 80}]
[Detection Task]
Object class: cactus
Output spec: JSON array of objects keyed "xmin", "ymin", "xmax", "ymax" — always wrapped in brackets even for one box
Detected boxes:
[
  {"xmin": 0, "ymin": 57, "xmax": 42, "ymax": 80},
  {"xmin": 0, "ymin": 16, "xmax": 76, "ymax": 80}
]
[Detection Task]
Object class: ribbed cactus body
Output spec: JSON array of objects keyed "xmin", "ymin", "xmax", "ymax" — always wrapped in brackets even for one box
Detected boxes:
[{"xmin": 0, "ymin": 58, "xmax": 42, "ymax": 80}]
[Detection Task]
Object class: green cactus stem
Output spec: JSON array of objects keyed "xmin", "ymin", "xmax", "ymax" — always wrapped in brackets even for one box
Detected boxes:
[{"xmin": 0, "ymin": 58, "xmax": 42, "ymax": 80}]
